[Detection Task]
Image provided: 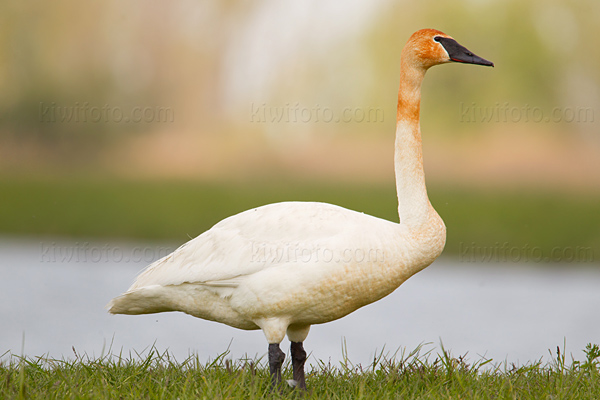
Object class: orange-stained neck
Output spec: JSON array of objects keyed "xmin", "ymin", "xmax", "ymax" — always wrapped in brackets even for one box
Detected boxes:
[{"xmin": 393, "ymin": 32, "xmax": 438, "ymax": 229}]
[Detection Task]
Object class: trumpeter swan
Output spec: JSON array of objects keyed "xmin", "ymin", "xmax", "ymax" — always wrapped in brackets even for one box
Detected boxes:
[{"xmin": 108, "ymin": 28, "xmax": 493, "ymax": 390}]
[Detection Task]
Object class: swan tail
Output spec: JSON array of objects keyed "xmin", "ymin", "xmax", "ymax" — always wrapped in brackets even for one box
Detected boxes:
[{"xmin": 106, "ymin": 285, "xmax": 174, "ymax": 315}]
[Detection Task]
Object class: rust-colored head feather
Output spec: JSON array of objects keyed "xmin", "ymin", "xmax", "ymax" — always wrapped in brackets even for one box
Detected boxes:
[{"xmin": 402, "ymin": 29, "xmax": 454, "ymax": 69}]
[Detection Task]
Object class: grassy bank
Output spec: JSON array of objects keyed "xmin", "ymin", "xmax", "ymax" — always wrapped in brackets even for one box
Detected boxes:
[
  {"xmin": 1, "ymin": 344, "xmax": 599, "ymax": 399},
  {"xmin": 1, "ymin": 176, "xmax": 599, "ymax": 261}
]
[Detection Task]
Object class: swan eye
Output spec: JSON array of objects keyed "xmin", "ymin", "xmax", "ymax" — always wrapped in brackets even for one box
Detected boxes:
[{"xmin": 434, "ymin": 36, "xmax": 441, "ymax": 42}]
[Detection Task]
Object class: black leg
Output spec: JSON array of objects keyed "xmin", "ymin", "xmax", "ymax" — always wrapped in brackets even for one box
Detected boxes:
[
  {"xmin": 290, "ymin": 341, "xmax": 307, "ymax": 390},
  {"xmin": 268, "ymin": 343, "xmax": 286, "ymax": 388}
]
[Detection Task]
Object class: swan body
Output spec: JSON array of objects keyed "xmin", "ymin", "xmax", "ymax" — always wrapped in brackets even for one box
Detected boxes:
[
  {"xmin": 108, "ymin": 28, "xmax": 493, "ymax": 389},
  {"xmin": 109, "ymin": 201, "xmax": 444, "ymax": 337}
]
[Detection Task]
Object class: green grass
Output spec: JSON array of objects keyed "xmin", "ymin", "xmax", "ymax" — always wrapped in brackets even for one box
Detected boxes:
[
  {"xmin": 2, "ymin": 343, "xmax": 599, "ymax": 399},
  {"xmin": 1, "ymin": 176, "xmax": 599, "ymax": 262}
]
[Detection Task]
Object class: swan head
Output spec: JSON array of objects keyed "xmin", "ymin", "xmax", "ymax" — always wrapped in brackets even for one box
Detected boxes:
[{"xmin": 403, "ymin": 29, "xmax": 494, "ymax": 69}]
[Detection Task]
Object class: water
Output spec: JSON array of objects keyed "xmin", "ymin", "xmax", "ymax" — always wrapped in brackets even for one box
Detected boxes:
[{"xmin": 1, "ymin": 237, "xmax": 599, "ymax": 366}]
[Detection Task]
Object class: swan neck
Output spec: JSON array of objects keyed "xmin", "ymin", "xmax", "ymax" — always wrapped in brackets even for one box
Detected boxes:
[{"xmin": 394, "ymin": 61, "xmax": 430, "ymax": 229}]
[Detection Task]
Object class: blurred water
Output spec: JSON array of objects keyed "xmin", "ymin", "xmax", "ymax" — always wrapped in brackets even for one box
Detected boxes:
[{"xmin": 1, "ymin": 237, "xmax": 599, "ymax": 367}]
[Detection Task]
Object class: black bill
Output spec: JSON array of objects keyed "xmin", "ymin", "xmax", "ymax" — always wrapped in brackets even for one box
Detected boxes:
[{"xmin": 434, "ymin": 36, "xmax": 494, "ymax": 67}]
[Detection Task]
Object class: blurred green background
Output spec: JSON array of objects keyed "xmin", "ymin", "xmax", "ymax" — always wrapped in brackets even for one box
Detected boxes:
[{"xmin": 1, "ymin": 0, "xmax": 599, "ymax": 262}]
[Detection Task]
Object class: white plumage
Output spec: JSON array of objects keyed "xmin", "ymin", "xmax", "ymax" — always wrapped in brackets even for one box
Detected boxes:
[
  {"xmin": 107, "ymin": 28, "xmax": 492, "ymax": 389},
  {"xmin": 108, "ymin": 201, "xmax": 443, "ymax": 339}
]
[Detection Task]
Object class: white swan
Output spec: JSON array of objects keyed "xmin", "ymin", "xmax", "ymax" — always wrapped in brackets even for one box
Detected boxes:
[{"xmin": 108, "ymin": 28, "xmax": 493, "ymax": 389}]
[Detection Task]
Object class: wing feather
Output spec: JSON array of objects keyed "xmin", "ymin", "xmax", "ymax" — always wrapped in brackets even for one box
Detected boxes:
[{"xmin": 127, "ymin": 201, "xmax": 397, "ymax": 291}]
